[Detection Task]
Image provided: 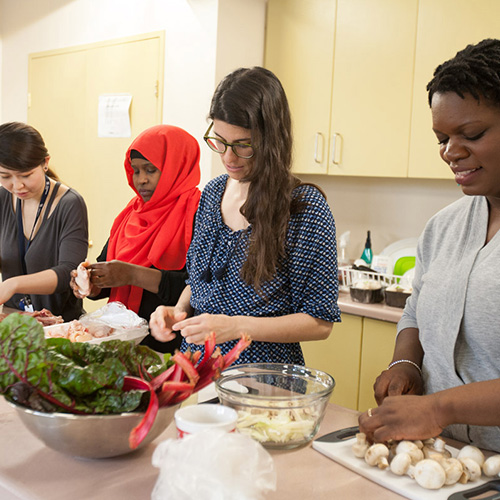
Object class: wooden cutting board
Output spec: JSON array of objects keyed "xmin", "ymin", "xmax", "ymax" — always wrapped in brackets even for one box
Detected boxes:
[{"xmin": 312, "ymin": 432, "xmax": 490, "ymax": 500}]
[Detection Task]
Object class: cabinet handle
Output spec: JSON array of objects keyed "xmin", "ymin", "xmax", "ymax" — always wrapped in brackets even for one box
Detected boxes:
[
  {"xmin": 331, "ymin": 133, "xmax": 343, "ymax": 165},
  {"xmin": 314, "ymin": 132, "xmax": 324, "ymax": 163}
]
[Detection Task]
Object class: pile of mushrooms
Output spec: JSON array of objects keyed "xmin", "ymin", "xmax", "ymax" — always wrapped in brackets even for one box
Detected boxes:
[{"xmin": 352, "ymin": 433, "xmax": 500, "ymax": 490}]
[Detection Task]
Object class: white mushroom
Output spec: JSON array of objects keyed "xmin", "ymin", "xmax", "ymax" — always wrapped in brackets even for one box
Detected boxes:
[
  {"xmin": 482, "ymin": 455, "xmax": 500, "ymax": 477},
  {"xmin": 457, "ymin": 445, "xmax": 485, "ymax": 467},
  {"xmin": 413, "ymin": 439, "xmax": 424, "ymax": 449},
  {"xmin": 458, "ymin": 456, "xmax": 482, "ymax": 483},
  {"xmin": 433, "ymin": 437, "xmax": 448, "ymax": 452},
  {"xmin": 413, "ymin": 459, "xmax": 447, "ymax": 489},
  {"xmin": 395, "ymin": 440, "xmax": 424, "ymax": 465},
  {"xmin": 422, "ymin": 436, "xmax": 451, "ymax": 459},
  {"xmin": 364, "ymin": 443, "xmax": 390, "ymax": 469},
  {"xmin": 389, "ymin": 452, "xmax": 414, "ymax": 477},
  {"xmin": 432, "ymin": 456, "xmax": 463, "ymax": 486},
  {"xmin": 352, "ymin": 433, "xmax": 369, "ymax": 458}
]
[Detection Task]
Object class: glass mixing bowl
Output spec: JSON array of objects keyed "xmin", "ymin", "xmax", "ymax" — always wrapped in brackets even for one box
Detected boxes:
[{"xmin": 215, "ymin": 363, "xmax": 335, "ymax": 450}]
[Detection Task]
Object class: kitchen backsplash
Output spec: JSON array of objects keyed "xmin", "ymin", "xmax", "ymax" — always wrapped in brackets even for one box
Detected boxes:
[{"xmin": 300, "ymin": 174, "xmax": 462, "ymax": 259}]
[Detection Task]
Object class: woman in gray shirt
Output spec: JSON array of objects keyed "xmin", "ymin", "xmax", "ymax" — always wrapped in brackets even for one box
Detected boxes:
[
  {"xmin": 360, "ymin": 39, "xmax": 500, "ymax": 453},
  {"xmin": 0, "ymin": 122, "xmax": 88, "ymax": 321}
]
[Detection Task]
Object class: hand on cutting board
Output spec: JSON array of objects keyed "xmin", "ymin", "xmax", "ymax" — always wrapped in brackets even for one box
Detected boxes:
[{"xmin": 359, "ymin": 394, "xmax": 445, "ymax": 444}]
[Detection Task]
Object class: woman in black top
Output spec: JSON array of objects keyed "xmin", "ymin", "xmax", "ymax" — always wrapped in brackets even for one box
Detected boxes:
[{"xmin": 0, "ymin": 122, "xmax": 88, "ymax": 321}]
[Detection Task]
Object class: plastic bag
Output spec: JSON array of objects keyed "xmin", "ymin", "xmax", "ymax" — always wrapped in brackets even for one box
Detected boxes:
[
  {"xmin": 151, "ymin": 430, "xmax": 277, "ymax": 500},
  {"xmin": 78, "ymin": 302, "xmax": 148, "ymax": 344}
]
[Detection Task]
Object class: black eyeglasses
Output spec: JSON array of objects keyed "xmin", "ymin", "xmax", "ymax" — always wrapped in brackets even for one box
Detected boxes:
[{"xmin": 203, "ymin": 122, "xmax": 255, "ymax": 159}]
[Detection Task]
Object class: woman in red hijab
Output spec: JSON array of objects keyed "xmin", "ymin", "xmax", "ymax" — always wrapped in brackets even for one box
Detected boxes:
[{"xmin": 71, "ymin": 124, "xmax": 201, "ymax": 352}]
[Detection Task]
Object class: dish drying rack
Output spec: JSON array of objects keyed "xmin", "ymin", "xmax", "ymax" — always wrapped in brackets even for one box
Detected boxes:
[{"xmin": 338, "ymin": 266, "xmax": 402, "ymax": 292}]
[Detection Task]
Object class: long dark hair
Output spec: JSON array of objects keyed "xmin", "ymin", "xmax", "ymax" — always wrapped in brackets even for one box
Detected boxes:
[
  {"xmin": 209, "ymin": 66, "xmax": 308, "ymax": 288},
  {"xmin": 427, "ymin": 38, "xmax": 500, "ymax": 107},
  {"xmin": 0, "ymin": 122, "xmax": 59, "ymax": 180}
]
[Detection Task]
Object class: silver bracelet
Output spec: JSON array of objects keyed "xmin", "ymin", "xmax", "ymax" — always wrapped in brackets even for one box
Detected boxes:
[{"xmin": 387, "ymin": 359, "xmax": 422, "ymax": 376}]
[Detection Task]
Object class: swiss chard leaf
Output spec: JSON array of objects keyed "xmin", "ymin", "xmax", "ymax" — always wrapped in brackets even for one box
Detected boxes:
[
  {"xmin": 48, "ymin": 352, "xmax": 128, "ymax": 397},
  {"xmin": 0, "ymin": 314, "xmax": 78, "ymax": 411},
  {"xmin": 1, "ymin": 313, "xmax": 172, "ymax": 415},
  {"xmin": 1, "ymin": 314, "xmax": 51, "ymax": 394}
]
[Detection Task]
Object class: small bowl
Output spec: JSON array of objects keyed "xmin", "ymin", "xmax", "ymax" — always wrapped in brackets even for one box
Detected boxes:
[
  {"xmin": 8, "ymin": 400, "xmax": 179, "ymax": 459},
  {"xmin": 385, "ymin": 289, "xmax": 412, "ymax": 308},
  {"xmin": 350, "ymin": 285, "xmax": 384, "ymax": 304},
  {"xmin": 215, "ymin": 363, "xmax": 335, "ymax": 450},
  {"xmin": 175, "ymin": 404, "xmax": 238, "ymax": 438}
]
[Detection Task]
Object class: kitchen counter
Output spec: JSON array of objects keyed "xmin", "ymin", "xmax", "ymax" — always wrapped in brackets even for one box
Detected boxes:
[
  {"xmin": 2, "ymin": 296, "xmax": 404, "ymax": 324},
  {"xmin": 0, "ymin": 397, "xmax": 404, "ymax": 500},
  {"xmin": 338, "ymin": 291, "xmax": 404, "ymax": 324}
]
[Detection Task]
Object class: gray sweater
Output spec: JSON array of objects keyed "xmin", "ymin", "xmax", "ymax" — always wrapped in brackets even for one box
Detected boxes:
[
  {"xmin": 399, "ymin": 195, "xmax": 500, "ymax": 451},
  {"xmin": 0, "ymin": 186, "xmax": 89, "ymax": 321}
]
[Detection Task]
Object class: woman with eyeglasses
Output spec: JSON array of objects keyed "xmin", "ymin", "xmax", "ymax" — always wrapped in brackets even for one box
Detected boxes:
[
  {"xmin": 70, "ymin": 125, "xmax": 201, "ymax": 353},
  {"xmin": 150, "ymin": 66, "xmax": 340, "ymax": 365},
  {"xmin": 0, "ymin": 122, "xmax": 88, "ymax": 321}
]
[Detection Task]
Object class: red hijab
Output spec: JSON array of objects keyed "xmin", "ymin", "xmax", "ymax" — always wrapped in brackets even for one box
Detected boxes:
[{"xmin": 107, "ymin": 125, "xmax": 201, "ymax": 312}]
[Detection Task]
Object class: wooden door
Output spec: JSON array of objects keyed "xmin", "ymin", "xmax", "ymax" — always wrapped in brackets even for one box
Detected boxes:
[
  {"xmin": 28, "ymin": 32, "xmax": 163, "ymax": 263},
  {"xmin": 28, "ymin": 32, "xmax": 164, "ymax": 311}
]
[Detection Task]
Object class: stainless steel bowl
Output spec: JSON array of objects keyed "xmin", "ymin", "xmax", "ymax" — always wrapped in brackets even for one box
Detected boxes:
[
  {"xmin": 8, "ymin": 400, "xmax": 179, "ymax": 459},
  {"xmin": 215, "ymin": 363, "xmax": 335, "ymax": 450}
]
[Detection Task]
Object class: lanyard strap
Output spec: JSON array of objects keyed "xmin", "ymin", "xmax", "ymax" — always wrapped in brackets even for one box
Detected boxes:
[{"xmin": 16, "ymin": 175, "xmax": 51, "ymax": 275}]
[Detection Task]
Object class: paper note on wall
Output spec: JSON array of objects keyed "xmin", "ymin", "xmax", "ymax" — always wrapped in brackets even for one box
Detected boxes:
[{"xmin": 98, "ymin": 94, "xmax": 132, "ymax": 138}]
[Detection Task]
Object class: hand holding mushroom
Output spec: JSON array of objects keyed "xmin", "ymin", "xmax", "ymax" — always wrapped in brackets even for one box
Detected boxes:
[
  {"xmin": 373, "ymin": 362, "xmax": 424, "ymax": 406},
  {"xmin": 359, "ymin": 394, "xmax": 445, "ymax": 444}
]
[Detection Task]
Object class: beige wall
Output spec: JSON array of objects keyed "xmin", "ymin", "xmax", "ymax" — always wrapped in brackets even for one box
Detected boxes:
[
  {"xmin": 0, "ymin": 0, "xmax": 266, "ymax": 187},
  {"xmin": 303, "ymin": 175, "xmax": 462, "ymax": 259}
]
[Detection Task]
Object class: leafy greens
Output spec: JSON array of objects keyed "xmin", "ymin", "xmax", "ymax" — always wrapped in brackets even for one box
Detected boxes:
[{"xmin": 0, "ymin": 313, "xmax": 172, "ymax": 414}]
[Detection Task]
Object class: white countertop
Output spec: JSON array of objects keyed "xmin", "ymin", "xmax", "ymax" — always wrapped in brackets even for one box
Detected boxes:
[{"xmin": 0, "ymin": 397, "xmax": 406, "ymax": 500}]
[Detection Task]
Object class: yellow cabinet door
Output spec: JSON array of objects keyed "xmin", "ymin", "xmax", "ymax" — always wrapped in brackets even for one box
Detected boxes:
[
  {"xmin": 409, "ymin": 0, "xmax": 500, "ymax": 179},
  {"xmin": 328, "ymin": 0, "xmax": 417, "ymax": 177},
  {"xmin": 264, "ymin": 0, "xmax": 336, "ymax": 174},
  {"xmin": 301, "ymin": 314, "xmax": 363, "ymax": 410},
  {"xmin": 357, "ymin": 318, "xmax": 397, "ymax": 412}
]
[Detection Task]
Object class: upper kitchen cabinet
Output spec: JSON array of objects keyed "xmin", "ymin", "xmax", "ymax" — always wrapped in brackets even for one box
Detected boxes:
[
  {"xmin": 408, "ymin": 0, "xmax": 500, "ymax": 179},
  {"xmin": 265, "ymin": 0, "xmax": 418, "ymax": 177},
  {"xmin": 265, "ymin": 0, "xmax": 336, "ymax": 174},
  {"xmin": 328, "ymin": 0, "xmax": 417, "ymax": 177}
]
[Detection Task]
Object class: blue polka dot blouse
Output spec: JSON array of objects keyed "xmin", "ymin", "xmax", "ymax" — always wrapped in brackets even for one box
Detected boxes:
[{"xmin": 182, "ymin": 174, "xmax": 340, "ymax": 365}]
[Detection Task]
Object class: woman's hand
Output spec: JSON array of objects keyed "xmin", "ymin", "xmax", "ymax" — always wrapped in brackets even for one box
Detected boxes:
[
  {"xmin": 374, "ymin": 364, "xmax": 424, "ymax": 405},
  {"xmin": 70, "ymin": 269, "xmax": 86, "ymax": 299},
  {"xmin": 0, "ymin": 278, "xmax": 18, "ymax": 305},
  {"xmin": 150, "ymin": 306, "xmax": 188, "ymax": 343},
  {"xmin": 89, "ymin": 261, "xmax": 134, "ymax": 289},
  {"xmin": 359, "ymin": 394, "xmax": 444, "ymax": 444},
  {"xmin": 69, "ymin": 267, "xmax": 100, "ymax": 299},
  {"xmin": 172, "ymin": 313, "xmax": 240, "ymax": 345}
]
